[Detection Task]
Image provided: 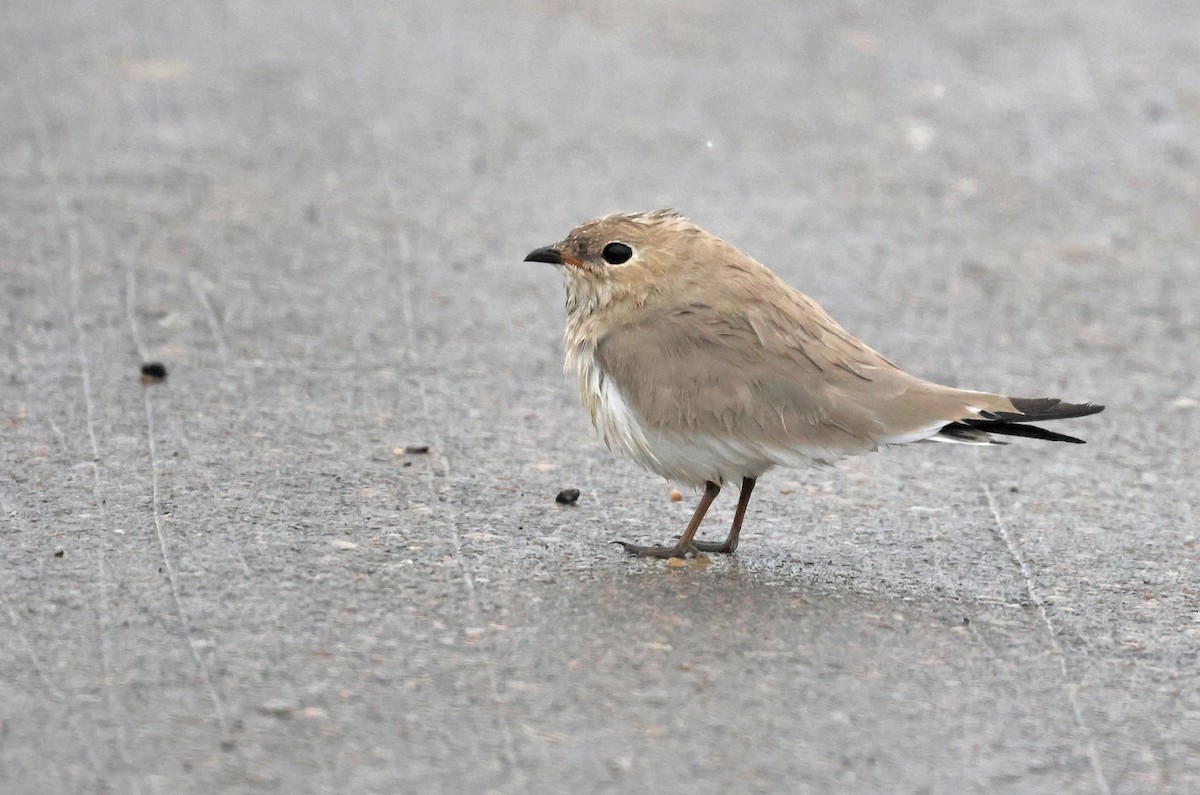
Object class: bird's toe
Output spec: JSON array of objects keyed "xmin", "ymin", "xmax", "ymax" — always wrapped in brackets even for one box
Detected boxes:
[{"xmin": 613, "ymin": 540, "xmax": 697, "ymax": 559}]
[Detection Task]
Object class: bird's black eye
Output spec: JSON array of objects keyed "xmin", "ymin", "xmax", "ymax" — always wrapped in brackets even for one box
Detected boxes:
[{"xmin": 601, "ymin": 242, "xmax": 633, "ymax": 265}]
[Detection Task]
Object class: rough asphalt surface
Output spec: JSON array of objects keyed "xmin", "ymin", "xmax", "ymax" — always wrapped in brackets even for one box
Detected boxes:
[{"xmin": 3, "ymin": 2, "xmax": 1199, "ymax": 792}]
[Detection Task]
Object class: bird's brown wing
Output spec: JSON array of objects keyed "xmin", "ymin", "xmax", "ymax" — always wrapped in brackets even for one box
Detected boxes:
[{"xmin": 595, "ymin": 270, "xmax": 1013, "ymax": 452}]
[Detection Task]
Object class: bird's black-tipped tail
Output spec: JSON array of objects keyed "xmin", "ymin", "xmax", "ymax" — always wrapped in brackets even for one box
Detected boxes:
[
  {"xmin": 940, "ymin": 397, "xmax": 1105, "ymax": 444},
  {"xmin": 992, "ymin": 397, "xmax": 1107, "ymax": 423}
]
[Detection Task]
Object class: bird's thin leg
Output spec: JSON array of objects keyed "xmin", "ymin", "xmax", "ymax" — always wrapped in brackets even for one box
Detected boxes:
[
  {"xmin": 694, "ymin": 477, "xmax": 756, "ymax": 554},
  {"xmin": 616, "ymin": 481, "xmax": 721, "ymax": 559}
]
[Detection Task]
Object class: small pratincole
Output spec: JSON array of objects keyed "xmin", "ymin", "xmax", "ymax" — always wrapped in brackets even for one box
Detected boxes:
[{"xmin": 525, "ymin": 211, "xmax": 1104, "ymax": 559}]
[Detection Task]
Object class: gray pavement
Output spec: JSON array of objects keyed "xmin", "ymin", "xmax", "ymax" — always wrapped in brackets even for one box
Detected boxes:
[{"xmin": 2, "ymin": 1, "xmax": 1199, "ymax": 792}]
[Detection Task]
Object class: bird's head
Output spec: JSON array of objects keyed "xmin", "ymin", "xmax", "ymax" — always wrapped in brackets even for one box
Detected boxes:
[{"xmin": 524, "ymin": 210, "xmax": 706, "ymax": 314}]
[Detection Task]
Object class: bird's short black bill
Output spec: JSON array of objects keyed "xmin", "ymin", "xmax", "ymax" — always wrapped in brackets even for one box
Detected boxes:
[{"xmin": 524, "ymin": 246, "xmax": 563, "ymax": 264}]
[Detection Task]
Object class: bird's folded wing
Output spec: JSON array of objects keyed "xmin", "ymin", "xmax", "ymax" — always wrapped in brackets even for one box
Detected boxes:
[{"xmin": 595, "ymin": 284, "xmax": 1010, "ymax": 450}]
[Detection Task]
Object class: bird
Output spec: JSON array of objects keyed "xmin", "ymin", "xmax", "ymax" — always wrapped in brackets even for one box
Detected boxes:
[{"xmin": 524, "ymin": 210, "xmax": 1104, "ymax": 559}]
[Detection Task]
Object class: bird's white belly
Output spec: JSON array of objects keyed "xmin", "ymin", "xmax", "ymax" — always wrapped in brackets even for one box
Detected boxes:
[{"xmin": 570, "ymin": 348, "xmax": 839, "ymax": 487}]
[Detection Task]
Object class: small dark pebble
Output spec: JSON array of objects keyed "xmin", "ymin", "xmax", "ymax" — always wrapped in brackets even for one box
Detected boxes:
[
  {"xmin": 555, "ymin": 488, "xmax": 581, "ymax": 505},
  {"xmin": 140, "ymin": 362, "xmax": 168, "ymax": 384},
  {"xmin": 962, "ymin": 616, "xmax": 970, "ymax": 626},
  {"xmin": 1009, "ymin": 486, "xmax": 1019, "ymax": 493},
  {"xmin": 403, "ymin": 445, "xmax": 430, "ymax": 454},
  {"xmin": 53, "ymin": 548, "xmax": 64, "ymax": 558},
  {"xmin": 256, "ymin": 698, "xmax": 296, "ymax": 718}
]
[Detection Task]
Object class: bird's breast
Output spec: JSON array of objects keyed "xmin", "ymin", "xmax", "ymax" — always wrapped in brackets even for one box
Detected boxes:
[{"xmin": 562, "ymin": 330, "xmax": 657, "ymax": 463}]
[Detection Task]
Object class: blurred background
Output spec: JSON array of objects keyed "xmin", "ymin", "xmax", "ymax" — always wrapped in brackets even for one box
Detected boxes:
[{"xmin": 2, "ymin": 1, "xmax": 1198, "ymax": 792}]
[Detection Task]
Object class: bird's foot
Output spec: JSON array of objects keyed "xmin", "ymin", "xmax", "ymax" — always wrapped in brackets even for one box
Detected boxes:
[
  {"xmin": 612, "ymin": 540, "xmax": 701, "ymax": 559},
  {"xmin": 691, "ymin": 539, "xmax": 737, "ymax": 555}
]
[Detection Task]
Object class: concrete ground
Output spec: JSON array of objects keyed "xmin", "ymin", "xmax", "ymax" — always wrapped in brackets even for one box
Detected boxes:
[{"xmin": 2, "ymin": 1, "xmax": 1198, "ymax": 792}]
